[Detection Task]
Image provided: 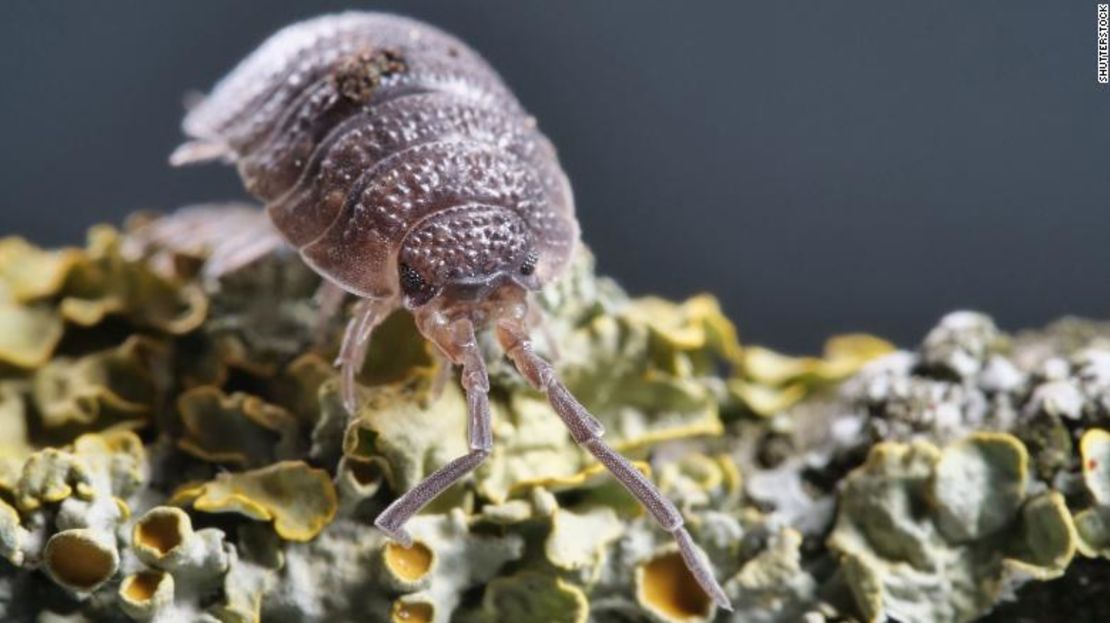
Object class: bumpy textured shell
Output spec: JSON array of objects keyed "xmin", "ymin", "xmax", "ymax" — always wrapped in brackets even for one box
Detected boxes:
[{"xmin": 180, "ymin": 12, "xmax": 578, "ymax": 298}]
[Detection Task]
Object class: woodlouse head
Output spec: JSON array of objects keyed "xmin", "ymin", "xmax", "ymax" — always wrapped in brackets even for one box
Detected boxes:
[{"xmin": 397, "ymin": 205, "xmax": 540, "ymax": 309}]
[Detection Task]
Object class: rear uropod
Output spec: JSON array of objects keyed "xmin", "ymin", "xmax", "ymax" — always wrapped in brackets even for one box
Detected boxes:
[{"xmin": 171, "ymin": 11, "xmax": 731, "ymax": 609}]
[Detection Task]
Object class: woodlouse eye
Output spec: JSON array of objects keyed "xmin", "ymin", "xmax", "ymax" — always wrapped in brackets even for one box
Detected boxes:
[
  {"xmin": 400, "ymin": 263, "xmax": 429, "ymax": 297},
  {"xmin": 520, "ymin": 251, "xmax": 538, "ymax": 276}
]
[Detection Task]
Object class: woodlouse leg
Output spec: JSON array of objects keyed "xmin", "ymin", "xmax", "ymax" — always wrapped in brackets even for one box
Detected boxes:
[
  {"xmin": 524, "ymin": 301, "xmax": 560, "ymax": 361},
  {"xmin": 335, "ymin": 297, "xmax": 393, "ymax": 413},
  {"xmin": 427, "ymin": 349, "xmax": 454, "ymax": 402},
  {"xmin": 124, "ymin": 204, "xmax": 287, "ymax": 283},
  {"xmin": 169, "ymin": 139, "xmax": 232, "ymax": 166},
  {"xmin": 312, "ymin": 281, "xmax": 348, "ymax": 344},
  {"xmin": 375, "ymin": 318, "xmax": 492, "ymax": 546},
  {"xmin": 497, "ymin": 319, "xmax": 733, "ymax": 612},
  {"xmin": 200, "ymin": 224, "xmax": 287, "ymax": 282}
]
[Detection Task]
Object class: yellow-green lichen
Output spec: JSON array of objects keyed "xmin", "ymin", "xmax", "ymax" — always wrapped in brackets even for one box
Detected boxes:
[
  {"xmin": 70, "ymin": 429, "xmax": 147, "ymax": 499},
  {"xmin": 177, "ymin": 386, "xmax": 301, "ymax": 467},
  {"xmin": 0, "ymin": 303, "xmax": 64, "ymax": 370},
  {"xmin": 476, "ymin": 393, "xmax": 601, "ymax": 504},
  {"xmin": 732, "ymin": 333, "xmax": 894, "ymax": 417},
  {"xmin": 60, "ymin": 226, "xmax": 208, "ymax": 334},
  {"xmin": 14, "ymin": 447, "xmax": 92, "ymax": 511},
  {"xmin": 0, "ymin": 382, "xmax": 33, "ymax": 489},
  {"xmin": 544, "ymin": 506, "xmax": 624, "ymax": 577},
  {"xmin": 475, "ymin": 571, "xmax": 589, "ymax": 623},
  {"xmin": 0, "ymin": 236, "xmax": 83, "ymax": 302},
  {"xmin": 32, "ymin": 336, "xmax": 168, "ymax": 432},
  {"xmin": 173, "ymin": 461, "xmax": 338, "ymax": 541},
  {"xmin": 556, "ymin": 297, "xmax": 727, "ymax": 450},
  {"xmin": 342, "ymin": 382, "xmax": 469, "ymax": 496},
  {"xmin": 659, "ymin": 453, "xmax": 742, "ymax": 509}
]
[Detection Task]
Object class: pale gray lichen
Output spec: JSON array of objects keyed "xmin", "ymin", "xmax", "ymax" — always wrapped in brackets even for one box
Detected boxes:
[{"xmin": 827, "ymin": 433, "xmax": 1074, "ymax": 623}]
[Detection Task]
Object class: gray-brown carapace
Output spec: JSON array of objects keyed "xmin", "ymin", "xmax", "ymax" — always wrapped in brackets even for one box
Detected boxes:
[{"xmin": 171, "ymin": 11, "xmax": 731, "ymax": 610}]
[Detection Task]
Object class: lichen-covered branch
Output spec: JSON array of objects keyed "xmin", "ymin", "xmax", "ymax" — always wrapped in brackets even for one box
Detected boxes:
[{"xmin": 0, "ymin": 224, "xmax": 1107, "ymax": 622}]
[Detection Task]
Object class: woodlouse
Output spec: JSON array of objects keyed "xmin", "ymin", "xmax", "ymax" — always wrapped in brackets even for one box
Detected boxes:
[{"xmin": 171, "ymin": 11, "xmax": 730, "ymax": 609}]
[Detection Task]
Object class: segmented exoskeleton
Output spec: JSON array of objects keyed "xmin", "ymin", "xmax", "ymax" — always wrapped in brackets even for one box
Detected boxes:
[{"xmin": 171, "ymin": 12, "xmax": 730, "ymax": 609}]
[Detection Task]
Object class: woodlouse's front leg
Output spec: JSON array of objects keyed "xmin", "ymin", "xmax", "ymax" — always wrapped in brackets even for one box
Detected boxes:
[
  {"xmin": 374, "ymin": 316, "xmax": 492, "ymax": 546},
  {"xmin": 335, "ymin": 297, "xmax": 395, "ymax": 413},
  {"xmin": 427, "ymin": 348, "xmax": 454, "ymax": 402},
  {"xmin": 312, "ymin": 281, "xmax": 348, "ymax": 344},
  {"xmin": 496, "ymin": 314, "xmax": 733, "ymax": 612}
]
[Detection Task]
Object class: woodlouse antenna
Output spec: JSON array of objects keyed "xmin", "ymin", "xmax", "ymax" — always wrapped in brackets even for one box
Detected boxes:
[
  {"xmin": 374, "ymin": 313, "xmax": 493, "ymax": 547},
  {"xmin": 494, "ymin": 298, "xmax": 733, "ymax": 611}
]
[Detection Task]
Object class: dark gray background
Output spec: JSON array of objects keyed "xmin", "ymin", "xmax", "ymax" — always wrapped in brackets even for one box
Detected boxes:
[{"xmin": 1, "ymin": 1, "xmax": 1107, "ymax": 352}]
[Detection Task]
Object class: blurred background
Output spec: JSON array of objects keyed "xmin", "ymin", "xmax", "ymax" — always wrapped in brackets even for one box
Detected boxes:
[{"xmin": 1, "ymin": 2, "xmax": 1107, "ymax": 352}]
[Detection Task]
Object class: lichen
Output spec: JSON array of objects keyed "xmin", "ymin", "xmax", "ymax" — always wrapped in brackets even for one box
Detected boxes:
[
  {"xmin": 132, "ymin": 506, "xmax": 230, "ymax": 583},
  {"xmin": 384, "ymin": 541, "xmax": 434, "ymax": 582},
  {"xmin": 32, "ymin": 335, "xmax": 168, "ymax": 433},
  {"xmin": 827, "ymin": 434, "xmax": 1074, "ymax": 623},
  {"xmin": 722, "ymin": 529, "xmax": 819, "ymax": 623},
  {"xmin": 469, "ymin": 571, "xmax": 589, "ymax": 623},
  {"xmin": 735, "ymin": 333, "xmax": 895, "ymax": 416},
  {"xmin": 1, "ymin": 221, "xmax": 1107, "ymax": 622},
  {"xmin": 118, "ymin": 570, "xmax": 175, "ymax": 620},
  {"xmin": 173, "ymin": 461, "xmax": 338, "ymax": 541},
  {"xmin": 637, "ymin": 549, "xmax": 714, "ymax": 622},
  {"xmin": 43, "ymin": 528, "xmax": 120, "ymax": 593},
  {"xmin": 177, "ymin": 386, "xmax": 302, "ymax": 467},
  {"xmin": 0, "ymin": 303, "xmax": 64, "ymax": 370},
  {"xmin": 1074, "ymin": 428, "xmax": 1110, "ymax": 558}
]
